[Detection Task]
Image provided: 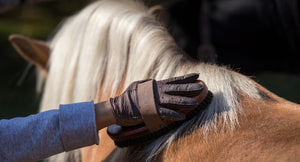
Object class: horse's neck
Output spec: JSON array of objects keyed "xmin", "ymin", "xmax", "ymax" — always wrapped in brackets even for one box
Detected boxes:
[
  {"xmin": 81, "ymin": 69, "xmax": 300, "ymax": 162},
  {"xmin": 162, "ymin": 87, "xmax": 300, "ymax": 162}
]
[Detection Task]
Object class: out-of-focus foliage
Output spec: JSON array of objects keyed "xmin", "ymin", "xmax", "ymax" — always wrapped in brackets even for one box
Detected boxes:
[
  {"xmin": 0, "ymin": 0, "xmax": 90, "ymax": 119},
  {"xmin": 256, "ymin": 72, "xmax": 300, "ymax": 103}
]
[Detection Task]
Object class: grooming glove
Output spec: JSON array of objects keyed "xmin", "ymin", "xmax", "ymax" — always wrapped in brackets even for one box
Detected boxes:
[{"xmin": 110, "ymin": 73, "xmax": 203, "ymax": 126}]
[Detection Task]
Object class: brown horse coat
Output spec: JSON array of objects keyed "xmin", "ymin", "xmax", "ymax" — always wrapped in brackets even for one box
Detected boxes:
[{"xmin": 10, "ymin": 0, "xmax": 300, "ymax": 161}]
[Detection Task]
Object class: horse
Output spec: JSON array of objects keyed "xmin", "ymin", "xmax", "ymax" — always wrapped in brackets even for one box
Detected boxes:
[{"xmin": 9, "ymin": 0, "xmax": 300, "ymax": 161}]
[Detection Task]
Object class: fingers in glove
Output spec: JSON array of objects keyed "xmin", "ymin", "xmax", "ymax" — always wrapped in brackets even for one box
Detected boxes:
[
  {"xmin": 163, "ymin": 83, "xmax": 203, "ymax": 97},
  {"xmin": 159, "ymin": 107, "xmax": 186, "ymax": 120},
  {"xmin": 161, "ymin": 73, "xmax": 199, "ymax": 84},
  {"xmin": 160, "ymin": 94, "xmax": 199, "ymax": 109}
]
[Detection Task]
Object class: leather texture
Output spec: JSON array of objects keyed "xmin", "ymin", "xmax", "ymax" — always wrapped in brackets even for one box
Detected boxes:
[
  {"xmin": 137, "ymin": 80, "xmax": 166, "ymax": 132},
  {"xmin": 110, "ymin": 73, "xmax": 203, "ymax": 126}
]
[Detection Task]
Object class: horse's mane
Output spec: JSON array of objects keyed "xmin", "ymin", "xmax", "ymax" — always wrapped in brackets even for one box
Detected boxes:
[{"xmin": 40, "ymin": 0, "xmax": 262, "ymax": 161}]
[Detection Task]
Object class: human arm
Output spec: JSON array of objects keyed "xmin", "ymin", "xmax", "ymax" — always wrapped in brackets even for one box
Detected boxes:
[
  {"xmin": 0, "ymin": 73, "xmax": 202, "ymax": 161},
  {"xmin": 0, "ymin": 101, "xmax": 98, "ymax": 162}
]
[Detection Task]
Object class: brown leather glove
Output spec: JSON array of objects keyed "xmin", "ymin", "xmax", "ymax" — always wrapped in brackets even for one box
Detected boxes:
[{"xmin": 110, "ymin": 73, "xmax": 203, "ymax": 126}]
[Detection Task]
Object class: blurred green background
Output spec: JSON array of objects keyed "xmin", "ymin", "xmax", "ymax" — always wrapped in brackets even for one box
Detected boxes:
[
  {"xmin": 0, "ymin": 0, "xmax": 299, "ymax": 120},
  {"xmin": 0, "ymin": 0, "xmax": 90, "ymax": 119}
]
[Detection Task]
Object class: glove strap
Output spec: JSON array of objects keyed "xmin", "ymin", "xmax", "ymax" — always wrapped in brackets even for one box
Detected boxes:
[{"xmin": 137, "ymin": 80, "xmax": 166, "ymax": 132}]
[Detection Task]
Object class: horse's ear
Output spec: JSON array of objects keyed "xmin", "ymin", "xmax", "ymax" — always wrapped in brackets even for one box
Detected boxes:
[
  {"xmin": 9, "ymin": 34, "xmax": 50, "ymax": 74},
  {"xmin": 148, "ymin": 5, "xmax": 168, "ymax": 26}
]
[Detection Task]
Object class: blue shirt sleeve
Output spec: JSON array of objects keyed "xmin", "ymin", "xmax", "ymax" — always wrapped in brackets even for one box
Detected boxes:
[{"xmin": 0, "ymin": 101, "xmax": 99, "ymax": 162}]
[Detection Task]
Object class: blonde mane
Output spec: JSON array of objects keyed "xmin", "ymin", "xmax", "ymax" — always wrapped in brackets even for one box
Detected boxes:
[{"xmin": 40, "ymin": 0, "xmax": 262, "ymax": 161}]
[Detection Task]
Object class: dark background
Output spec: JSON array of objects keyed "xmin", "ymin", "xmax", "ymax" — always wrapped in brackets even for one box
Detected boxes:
[
  {"xmin": 0, "ymin": 0, "xmax": 90, "ymax": 119},
  {"xmin": 0, "ymin": 0, "xmax": 299, "ymax": 120}
]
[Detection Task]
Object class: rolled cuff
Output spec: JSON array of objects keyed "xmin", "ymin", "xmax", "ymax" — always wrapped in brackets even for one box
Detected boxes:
[{"xmin": 59, "ymin": 100, "xmax": 99, "ymax": 151}]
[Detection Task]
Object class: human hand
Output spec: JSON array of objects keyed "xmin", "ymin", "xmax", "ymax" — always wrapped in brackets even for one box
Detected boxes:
[{"xmin": 110, "ymin": 73, "xmax": 203, "ymax": 126}]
